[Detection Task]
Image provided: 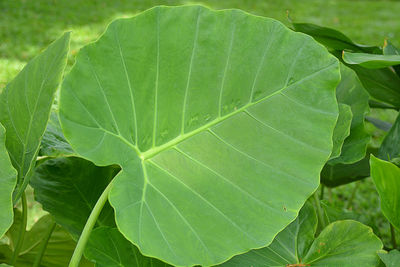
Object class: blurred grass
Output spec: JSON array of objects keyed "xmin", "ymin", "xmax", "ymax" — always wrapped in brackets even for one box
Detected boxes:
[{"xmin": 1, "ymin": 0, "xmax": 400, "ymax": 248}]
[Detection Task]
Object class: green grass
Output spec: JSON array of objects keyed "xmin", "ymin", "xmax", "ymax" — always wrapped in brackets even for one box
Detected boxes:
[{"xmin": 1, "ymin": 0, "xmax": 399, "ymax": 250}]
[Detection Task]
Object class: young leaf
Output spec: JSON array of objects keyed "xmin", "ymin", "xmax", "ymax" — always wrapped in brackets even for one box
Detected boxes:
[
  {"xmin": 59, "ymin": 6, "xmax": 339, "ymax": 266},
  {"xmin": 329, "ymin": 64, "xmax": 370, "ymax": 165},
  {"xmin": 0, "ymin": 212, "xmax": 92, "ymax": 267},
  {"xmin": 221, "ymin": 203, "xmax": 383, "ymax": 267},
  {"xmin": 30, "ymin": 157, "xmax": 118, "ymax": 239},
  {"xmin": 0, "ymin": 124, "xmax": 17, "ymax": 238},
  {"xmin": 370, "ymin": 155, "xmax": 400, "ymax": 230},
  {"xmin": 343, "ymin": 52, "xmax": 400, "ymax": 69},
  {"xmin": 330, "ymin": 103, "xmax": 352, "ymax": 160},
  {"xmin": 0, "ymin": 32, "xmax": 70, "ymax": 202},
  {"xmin": 379, "ymin": 250, "xmax": 400, "ymax": 267},
  {"xmin": 39, "ymin": 112, "xmax": 74, "ymax": 157},
  {"xmin": 379, "ymin": 113, "xmax": 400, "ymax": 161},
  {"xmin": 84, "ymin": 227, "xmax": 171, "ymax": 267}
]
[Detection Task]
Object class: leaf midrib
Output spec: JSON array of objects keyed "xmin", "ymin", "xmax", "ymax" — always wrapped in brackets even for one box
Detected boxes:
[{"xmin": 140, "ymin": 61, "xmax": 336, "ymax": 160}]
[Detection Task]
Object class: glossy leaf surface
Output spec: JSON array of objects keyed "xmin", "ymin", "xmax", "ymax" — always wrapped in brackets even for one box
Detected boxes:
[
  {"xmin": 329, "ymin": 64, "xmax": 370, "ymax": 164},
  {"xmin": 0, "ymin": 33, "xmax": 70, "ymax": 200},
  {"xmin": 222, "ymin": 203, "xmax": 382, "ymax": 267},
  {"xmin": 30, "ymin": 157, "xmax": 117, "ymax": 239},
  {"xmin": 0, "ymin": 124, "xmax": 17, "ymax": 238},
  {"xmin": 59, "ymin": 6, "xmax": 339, "ymax": 266},
  {"xmin": 85, "ymin": 227, "xmax": 171, "ymax": 267},
  {"xmin": 343, "ymin": 52, "xmax": 400, "ymax": 69},
  {"xmin": 370, "ymin": 155, "xmax": 400, "ymax": 230}
]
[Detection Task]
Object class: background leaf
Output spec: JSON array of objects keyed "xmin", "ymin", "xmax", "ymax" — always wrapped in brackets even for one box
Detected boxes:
[
  {"xmin": 30, "ymin": 157, "xmax": 118, "ymax": 239},
  {"xmin": 60, "ymin": 6, "xmax": 339, "ymax": 266},
  {"xmin": 0, "ymin": 32, "xmax": 70, "ymax": 201},
  {"xmin": 0, "ymin": 124, "xmax": 17, "ymax": 238},
  {"xmin": 370, "ymin": 155, "xmax": 400, "ymax": 230},
  {"xmin": 378, "ymin": 113, "xmax": 400, "ymax": 161},
  {"xmin": 343, "ymin": 52, "xmax": 400, "ymax": 69},
  {"xmin": 379, "ymin": 250, "xmax": 400, "ymax": 267},
  {"xmin": 84, "ymin": 227, "xmax": 171, "ymax": 267}
]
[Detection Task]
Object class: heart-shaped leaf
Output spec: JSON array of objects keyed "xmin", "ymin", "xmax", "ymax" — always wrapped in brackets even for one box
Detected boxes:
[
  {"xmin": 30, "ymin": 157, "xmax": 118, "ymax": 239},
  {"xmin": 84, "ymin": 227, "xmax": 171, "ymax": 267},
  {"xmin": 221, "ymin": 202, "xmax": 383, "ymax": 267},
  {"xmin": 59, "ymin": 5, "xmax": 339, "ymax": 266},
  {"xmin": 0, "ymin": 32, "xmax": 70, "ymax": 201},
  {"xmin": 370, "ymin": 155, "xmax": 400, "ymax": 230},
  {"xmin": 0, "ymin": 124, "xmax": 17, "ymax": 238}
]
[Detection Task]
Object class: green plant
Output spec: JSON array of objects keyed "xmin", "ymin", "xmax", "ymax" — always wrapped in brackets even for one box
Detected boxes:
[{"xmin": 0, "ymin": 4, "xmax": 399, "ymax": 267}]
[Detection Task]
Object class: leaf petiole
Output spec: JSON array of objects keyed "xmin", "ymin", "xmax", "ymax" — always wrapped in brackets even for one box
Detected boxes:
[{"xmin": 11, "ymin": 192, "xmax": 27, "ymax": 265}]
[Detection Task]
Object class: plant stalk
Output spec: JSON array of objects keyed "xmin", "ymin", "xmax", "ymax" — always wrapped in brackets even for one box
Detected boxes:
[
  {"xmin": 390, "ymin": 224, "xmax": 397, "ymax": 249},
  {"xmin": 313, "ymin": 191, "xmax": 327, "ymax": 230},
  {"xmin": 68, "ymin": 181, "xmax": 113, "ymax": 267},
  {"xmin": 11, "ymin": 192, "xmax": 28, "ymax": 265},
  {"xmin": 320, "ymin": 184, "xmax": 325, "ymax": 200},
  {"xmin": 33, "ymin": 220, "xmax": 56, "ymax": 267},
  {"xmin": 346, "ymin": 182, "xmax": 360, "ymax": 210}
]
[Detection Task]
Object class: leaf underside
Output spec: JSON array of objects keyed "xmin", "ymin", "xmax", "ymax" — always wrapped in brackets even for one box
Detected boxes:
[{"xmin": 59, "ymin": 5, "xmax": 339, "ymax": 266}]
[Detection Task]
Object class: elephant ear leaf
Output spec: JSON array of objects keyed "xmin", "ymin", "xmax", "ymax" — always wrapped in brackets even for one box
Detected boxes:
[
  {"xmin": 221, "ymin": 203, "xmax": 383, "ymax": 267},
  {"xmin": 0, "ymin": 32, "xmax": 70, "ymax": 202},
  {"xmin": 59, "ymin": 5, "xmax": 339, "ymax": 266},
  {"xmin": 370, "ymin": 155, "xmax": 400, "ymax": 230},
  {"xmin": 0, "ymin": 124, "xmax": 17, "ymax": 238}
]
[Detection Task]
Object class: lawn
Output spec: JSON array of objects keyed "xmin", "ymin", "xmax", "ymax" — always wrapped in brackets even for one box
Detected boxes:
[{"xmin": 1, "ymin": 0, "xmax": 399, "ymax": 248}]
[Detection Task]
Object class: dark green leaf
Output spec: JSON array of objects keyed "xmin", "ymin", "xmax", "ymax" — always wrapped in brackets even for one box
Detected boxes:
[
  {"xmin": 0, "ymin": 124, "xmax": 17, "ymax": 238},
  {"xmin": 30, "ymin": 157, "xmax": 118, "ymax": 239},
  {"xmin": 379, "ymin": 113, "xmax": 400, "ymax": 160},
  {"xmin": 0, "ymin": 33, "xmax": 70, "ymax": 201},
  {"xmin": 85, "ymin": 227, "xmax": 171, "ymax": 267},
  {"xmin": 59, "ymin": 6, "xmax": 339, "ymax": 266},
  {"xmin": 370, "ymin": 155, "xmax": 400, "ymax": 230},
  {"xmin": 343, "ymin": 51, "xmax": 400, "ymax": 69},
  {"xmin": 379, "ymin": 250, "xmax": 400, "ymax": 267},
  {"xmin": 39, "ymin": 112, "xmax": 74, "ymax": 157}
]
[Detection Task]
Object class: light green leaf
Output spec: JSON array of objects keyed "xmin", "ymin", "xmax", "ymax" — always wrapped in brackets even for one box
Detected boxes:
[
  {"xmin": 330, "ymin": 103, "xmax": 352, "ymax": 159},
  {"xmin": 329, "ymin": 63, "xmax": 370, "ymax": 165},
  {"xmin": 370, "ymin": 155, "xmax": 400, "ymax": 230},
  {"xmin": 0, "ymin": 212, "xmax": 92, "ymax": 267},
  {"xmin": 222, "ymin": 204, "xmax": 382, "ymax": 267},
  {"xmin": 39, "ymin": 112, "xmax": 74, "ymax": 157},
  {"xmin": 59, "ymin": 6, "xmax": 339, "ymax": 266},
  {"xmin": 343, "ymin": 51, "xmax": 400, "ymax": 69},
  {"xmin": 30, "ymin": 157, "xmax": 118, "ymax": 239},
  {"xmin": 0, "ymin": 124, "xmax": 17, "ymax": 238},
  {"xmin": 0, "ymin": 32, "xmax": 70, "ymax": 201},
  {"xmin": 379, "ymin": 113, "xmax": 400, "ymax": 161},
  {"xmin": 379, "ymin": 250, "xmax": 400, "ymax": 267},
  {"xmin": 85, "ymin": 227, "xmax": 171, "ymax": 267}
]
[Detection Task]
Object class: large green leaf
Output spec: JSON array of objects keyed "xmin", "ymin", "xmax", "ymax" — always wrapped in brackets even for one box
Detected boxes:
[
  {"xmin": 0, "ymin": 212, "xmax": 92, "ymax": 267},
  {"xmin": 59, "ymin": 6, "xmax": 339, "ymax": 266},
  {"xmin": 343, "ymin": 52, "xmax": 400, "ymax": 69},
  {"xmin": 379, "ymin": 113, "xmax": 400, "ymax": 161},
  {"xmin": 85, "ymin": 227, "xmax": 171, "ymax": 267},
  {"xmin": 0, "ymin": 33, "xmax": 70, "ymax": 201},
  {"xmin": 221, "ymin": 203, "xmax": 383, "ymax": 267},
  {"xmin": 30, "ymin": 157, "xmax": 117, "ymax": 239},
  {"xmin": 329, "ymin": 63, "xmax": 370, "ymax": 164},
  {"xmin": 0, "ymin": 124, "xmax": 17, "ymax": 238},
  {"xmin": 379, "ymin": 250, "xmax": 400, "ymax": 267},
  {"xmin": 370, "ymin": 155, "xmax": 400, "ymax": 230}
]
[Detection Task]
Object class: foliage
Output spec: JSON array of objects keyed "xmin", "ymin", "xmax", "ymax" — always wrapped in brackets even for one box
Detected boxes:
[{"xmin": 0, "ymin": 4, "xmax": 399, "ymax": 267}]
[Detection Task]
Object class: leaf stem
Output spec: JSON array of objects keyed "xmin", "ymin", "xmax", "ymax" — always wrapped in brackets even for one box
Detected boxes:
[
  {"xmin": 390, "ymin": 223, "xmax": 397, "ymax": 249},
  {"xmin": 320, "ymin": 184, "xmax": 325, "ymax": 200},
  {"xmin": 11, "ymin": 192, "xmax": 27, "ymax": 265},
  {"xmin": 313, "ymin": 191, "xmax": 327, "ymax": 230},
  {"xmin": 68, "ymin": 180, "xmax": 113, "ymax": 267},
  {"xmin": 346, "ymin": 181, "xmax": 360, "ymax": 210},
  {"xmin": 33, "ymin": 219, "xmax": 56, "ymax": 267}
]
